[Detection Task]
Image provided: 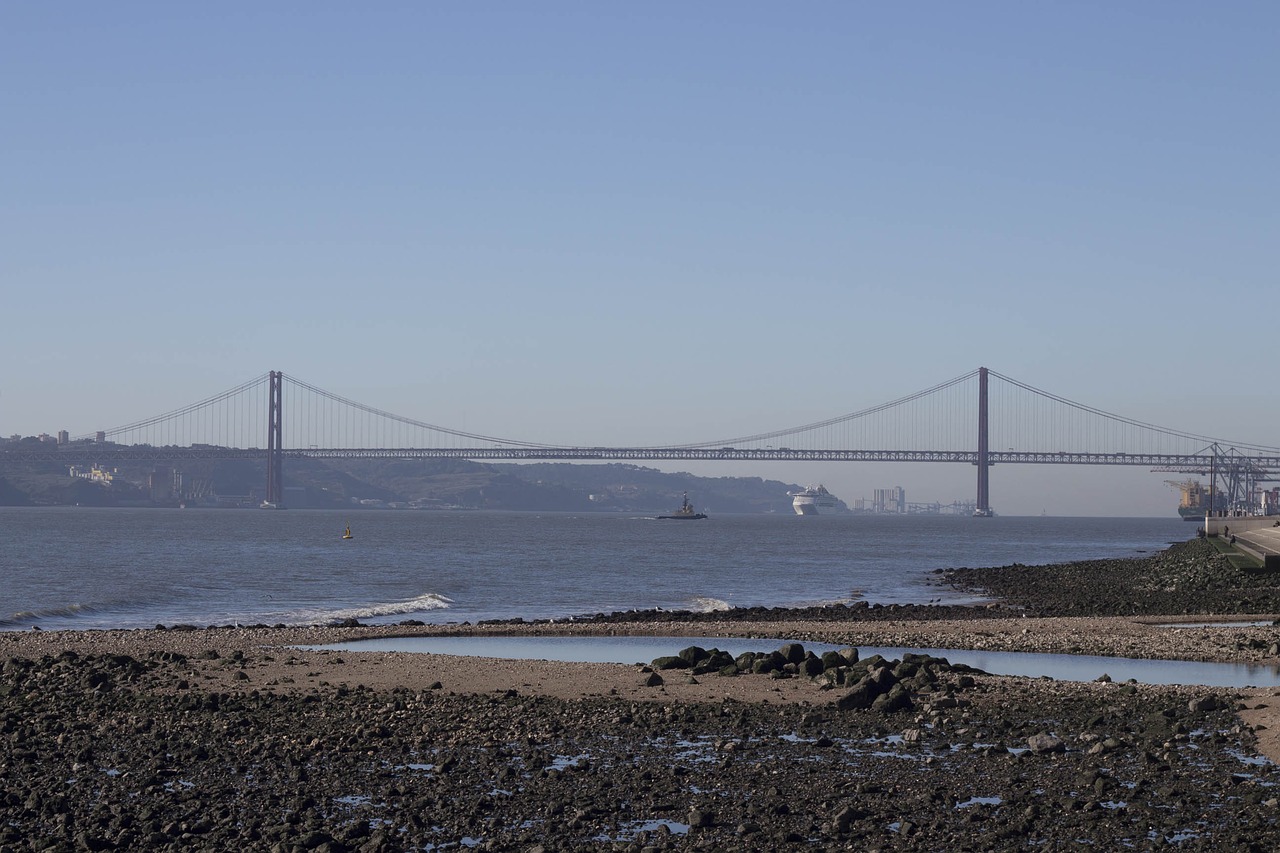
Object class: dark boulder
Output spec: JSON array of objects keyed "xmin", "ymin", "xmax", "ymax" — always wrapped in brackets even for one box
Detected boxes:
[
  {"xmin": 778, "ymin": 642, "xmax": 806, "ymax": 665},
  {"xmin": 836, "ymin": 678, "xmax": 880, "ymax": 711}
]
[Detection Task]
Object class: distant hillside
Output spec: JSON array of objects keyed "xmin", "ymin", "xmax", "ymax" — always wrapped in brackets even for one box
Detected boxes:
[
  {"xmin": 0, "ymin": 456, "xmax": 813, "ymax": 513},
  {"xmin": 290, "ymin": 458, "xmax": 803, "ymax": 513},
  {"xmin": 493, "ymin": 462, "xmax": 802, "ymax": 513}
]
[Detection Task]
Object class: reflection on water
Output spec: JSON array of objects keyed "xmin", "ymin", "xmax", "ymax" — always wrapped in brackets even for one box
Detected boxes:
[{"xmin": 305, "ymin": 635, "xmax": 1280, "ymax": 688}]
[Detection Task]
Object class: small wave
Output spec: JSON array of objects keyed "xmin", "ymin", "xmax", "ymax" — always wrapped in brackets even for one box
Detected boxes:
[
  {"xmin": 772, "ymin": 593, "xmax": 864, "ymax": 610},
  {"xmin": 292, "ymin": 592, "xmax": 454, "ymax": 626},
  {"xmin": 343, "ymin": 592, "xmax": 453, "ymax": 619},
  {"xmin": 1, "ymin": 602, "xmax": 101, "ymax": 628},
  {"xmin": 689, "ymin": 597, "xmax": 733, "ymax": 613}
]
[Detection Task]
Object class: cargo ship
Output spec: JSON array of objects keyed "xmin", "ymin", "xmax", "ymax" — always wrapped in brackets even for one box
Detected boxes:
[
  {"xmin": 1168, "ymin": 478, "xmax": 1216, "ymax": 521},
  {"xmin": 788, "ymin": 484, "xmax": 839, "ymax": 515}
]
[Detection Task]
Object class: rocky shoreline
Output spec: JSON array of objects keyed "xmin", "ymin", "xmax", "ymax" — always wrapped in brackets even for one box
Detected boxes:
[{"xmin": 4, "ymin": 537, "xmax": 1280, "ymax": 850}]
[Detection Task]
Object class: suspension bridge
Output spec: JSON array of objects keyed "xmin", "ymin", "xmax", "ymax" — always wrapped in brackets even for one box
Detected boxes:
[{"xmin": 4, "ymin": 367, "xmax": 1279, "ymax": 514}]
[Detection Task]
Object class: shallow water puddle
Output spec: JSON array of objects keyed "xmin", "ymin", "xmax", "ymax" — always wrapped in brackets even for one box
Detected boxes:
[
  {"xmin": 304, "ymin": 635, "xmax": 1280, "ymax": 687},
  {"xmin": 956, "ymin": 796, "xmax": 1002, "ymax": 809},
  {"xmin": 596, "ymin": 819, "xmax": 691, "ymax": 841},
  {"xmin": 546, "ymin": 753, "xmax": 590, "ymax": 771}
]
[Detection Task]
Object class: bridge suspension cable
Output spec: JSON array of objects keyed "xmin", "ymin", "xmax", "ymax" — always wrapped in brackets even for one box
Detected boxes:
[
  {"xmin": 673, "ymin": 370, "xmax": 983, "ymax": 450},
  {"xmin": 989, "ymin": 370, "xmax": 1280, "ymax": 455},
  {"xmin": 72, "ymin": 374, "xmax": 272, "ymax": 444},
  {"xmin": 282, "ymin": 374, "xmax": 570, "ymax": 449}
]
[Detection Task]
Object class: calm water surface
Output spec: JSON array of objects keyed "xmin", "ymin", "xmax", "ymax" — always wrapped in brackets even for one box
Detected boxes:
[{"xmin": 1, "ymin": 508, "xmax": 1187, "ymax": 632}]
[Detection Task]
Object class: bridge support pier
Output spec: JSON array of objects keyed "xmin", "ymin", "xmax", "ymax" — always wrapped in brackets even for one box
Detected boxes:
[{"xmin": 266, "ymin": 370, "xmax": 283, "ymax": 506}]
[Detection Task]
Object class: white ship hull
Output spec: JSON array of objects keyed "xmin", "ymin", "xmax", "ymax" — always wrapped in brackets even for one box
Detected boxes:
[{"xmin": 789, "ymin": 484, "xmax": 839, "ymax": 515}]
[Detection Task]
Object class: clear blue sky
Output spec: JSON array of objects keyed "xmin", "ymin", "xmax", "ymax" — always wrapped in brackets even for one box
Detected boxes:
[{"xmin": 2, "ymin": 3, "xmax": 1276, "ymax": 515}]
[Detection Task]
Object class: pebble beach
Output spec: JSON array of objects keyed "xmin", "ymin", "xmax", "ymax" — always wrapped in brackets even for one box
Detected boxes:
[{"xmin": 4, "ymin": 537, "xmax": 1280, "ymax": 850}]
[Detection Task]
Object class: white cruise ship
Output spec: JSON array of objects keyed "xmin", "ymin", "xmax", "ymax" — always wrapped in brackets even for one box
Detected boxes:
[{"xmin": 788, "ymin": 484, "xmax": 839, "ymax": 515}]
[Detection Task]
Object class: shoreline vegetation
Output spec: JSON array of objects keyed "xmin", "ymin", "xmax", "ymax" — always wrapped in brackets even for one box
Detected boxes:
[{"xmin": 5, "ymin": 538, "xmax": 1280, "ymax": 849}]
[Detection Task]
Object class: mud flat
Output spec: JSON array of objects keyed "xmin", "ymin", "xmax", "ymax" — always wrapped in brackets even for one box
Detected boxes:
[{"xmin": 3, "ymin": 537, "xmax": 1280, "ymax": 850}]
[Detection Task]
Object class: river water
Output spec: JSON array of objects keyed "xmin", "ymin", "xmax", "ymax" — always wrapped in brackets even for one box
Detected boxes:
[{"xmin": 1, "ymin": 508, "xmax": 1187, "ymax": 632}]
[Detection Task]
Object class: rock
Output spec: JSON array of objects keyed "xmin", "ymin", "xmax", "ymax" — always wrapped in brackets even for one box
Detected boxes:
[
  {"xmin": 751, "ymin": 656, "xmax": 778, "ymax": 675},
  {"xmin": 778, "ymin": 643, "xmax": 805, "ymax": 665},
  {"xmin": 1189, "ymin": 695, "xmax": 1220, "ymax": 713},
  {"xmin": 643, "ymin": 672, "xmax": 664, "ymax": 688},
  {"xmin": 831, "ymin": 805, "xmax": 857, "ymax": 833},
  {"xmin": 867, "ymin": 665, "xmax": 898, "ymax": 690},
  {"xmin": 800, "ymin": 655, "xmax": 825, "ymax": 678},
  {"xmin": 871, "ymin": 685, "xmax": 914, "ymax": 713},
  {"xmin": 820, "ymin": 651, "xmax": 845, "ymax": 671},
  {"xmin": 677, "ymin": 645, "xmax": 709, "ymax": 666},
  {"xmin": 836, "ymin": 679, "xmax": 879, "ymax": 711},
  {"xmin": 1027, "ymin": 733, "xmax": 1065, "ymax": 754},
  {"xmin": 74, "ymin": 831, "xmax": 113, "ymax": 851}
]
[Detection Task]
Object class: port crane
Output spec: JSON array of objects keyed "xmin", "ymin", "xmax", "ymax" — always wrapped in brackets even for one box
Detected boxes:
[{"xmin": 1162, "ymin": 449, "xmax": 1278, "ymax": 516}]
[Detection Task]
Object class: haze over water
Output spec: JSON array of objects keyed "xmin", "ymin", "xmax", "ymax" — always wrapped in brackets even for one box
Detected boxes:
[{"xmin": 0, "ymin": 508, "xmax": 1188, "ymax": 632}]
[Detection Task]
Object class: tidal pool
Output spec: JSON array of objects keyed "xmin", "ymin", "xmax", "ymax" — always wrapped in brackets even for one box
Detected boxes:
[{"xmin": 304, "ymin": 635, "xmax": 1280, "ymax": 688}]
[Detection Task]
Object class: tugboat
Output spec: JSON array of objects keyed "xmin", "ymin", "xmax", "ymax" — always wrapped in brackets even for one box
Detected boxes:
[{"xmin": 658, "ymin": 492, "xmax": 708, "ymax": 520}]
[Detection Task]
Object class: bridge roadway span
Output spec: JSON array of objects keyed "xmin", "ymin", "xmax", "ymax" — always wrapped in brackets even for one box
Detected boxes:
[{"xmin": 5, "ymin": 446, "xmax": 1278, "ymax": 472}]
